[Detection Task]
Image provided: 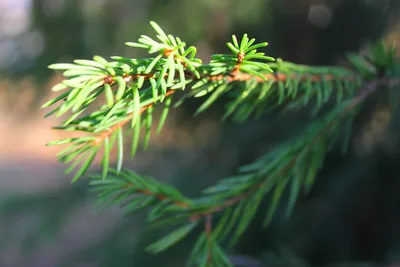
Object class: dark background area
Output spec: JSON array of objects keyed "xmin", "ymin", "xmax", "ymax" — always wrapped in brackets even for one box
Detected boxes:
[{"xmin": 0, "ymin": 0, "xmax": 400, "ymax": 266}]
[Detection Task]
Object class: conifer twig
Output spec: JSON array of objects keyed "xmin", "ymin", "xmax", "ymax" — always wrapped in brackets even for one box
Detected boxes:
[{"xmin": 42, "ymin": 21, "xmax": 399, "ymax": 266}]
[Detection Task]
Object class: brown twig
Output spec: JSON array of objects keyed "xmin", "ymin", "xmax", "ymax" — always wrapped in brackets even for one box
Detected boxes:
[
  {"xmin": 92, "ymin": 89, "xmax": 175, "ymax": 145},
  {"xmin": 102, "ymin": 66, "xmax": 357, "ymax": 86},
  {"xmin": 205, "ymin": 214, "xmax": 213, "ymax": 265},
  {"xmin": 123, "ymin": 181, "xmax": 190, "ymax": 208}
]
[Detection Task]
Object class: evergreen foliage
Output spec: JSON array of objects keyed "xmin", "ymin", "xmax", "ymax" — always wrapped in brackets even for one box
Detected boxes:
[{"xmin": 42, "ymin": 21, "xmax": 399, "ymax": 266}]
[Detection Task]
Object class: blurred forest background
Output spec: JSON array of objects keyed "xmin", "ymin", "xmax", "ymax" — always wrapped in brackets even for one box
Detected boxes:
[{"xmin": 0, "ymin": 0, "xmax": 400, "ymax": 266}]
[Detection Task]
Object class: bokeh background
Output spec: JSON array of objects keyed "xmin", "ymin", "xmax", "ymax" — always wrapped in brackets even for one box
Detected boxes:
[{"xmin": 0, "ymin": 0, "xmax": 400, "ymax": 266}]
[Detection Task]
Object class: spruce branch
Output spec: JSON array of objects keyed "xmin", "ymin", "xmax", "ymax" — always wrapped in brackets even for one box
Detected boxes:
[{"xmin": 42, "ymin": 21, "xmax": 399, "ymax": 266}]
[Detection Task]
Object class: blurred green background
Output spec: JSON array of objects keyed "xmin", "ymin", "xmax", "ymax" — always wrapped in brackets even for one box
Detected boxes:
[{"xmin": 0, "ymin": 0, "xmax": 400, "ymax": 266}]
